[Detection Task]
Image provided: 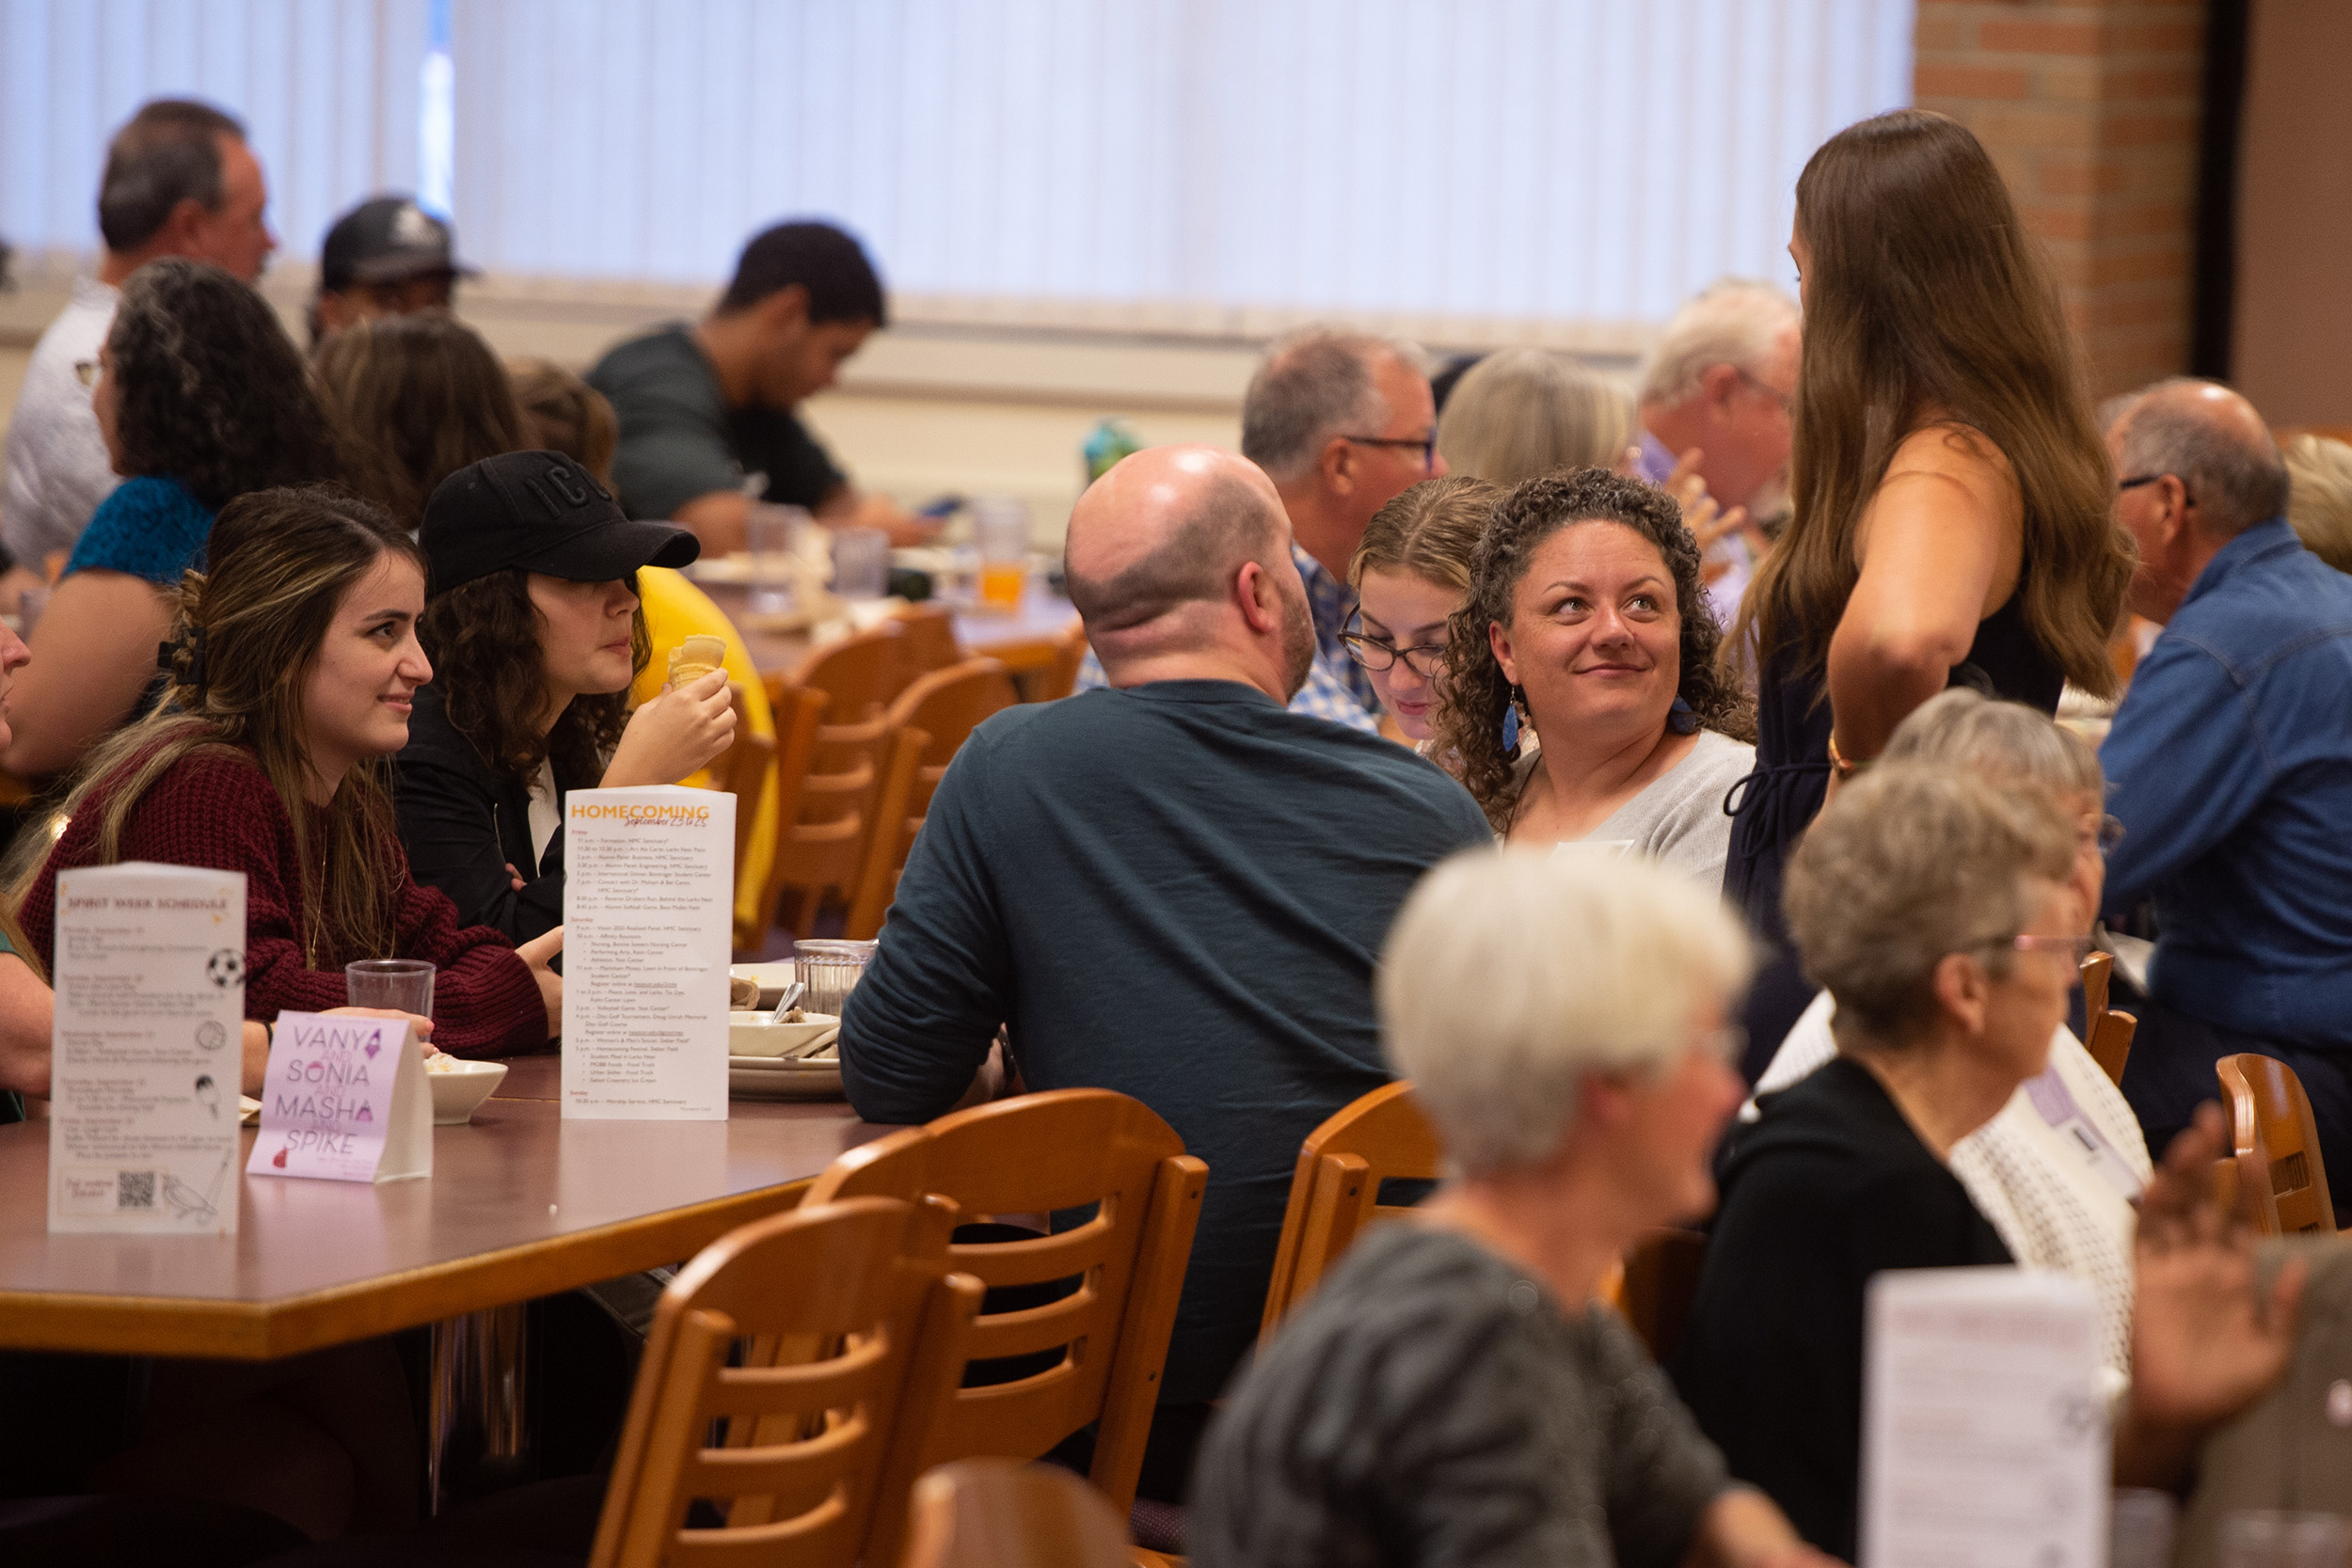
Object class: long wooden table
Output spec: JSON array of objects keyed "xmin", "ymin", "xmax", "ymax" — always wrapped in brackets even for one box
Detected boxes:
[
  {"xmin": 695, "ymin": 579, "xmax": 1079, "ymax": 683},
  {"xmin": 0, "ymin": 1055, "xmax": 887, "ymax": 1361}
]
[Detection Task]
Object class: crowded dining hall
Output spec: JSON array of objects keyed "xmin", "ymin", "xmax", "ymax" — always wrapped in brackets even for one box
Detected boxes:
[{"xmin": 0, "ymin": 3, "xmax": 2347, "ymax": 1564}]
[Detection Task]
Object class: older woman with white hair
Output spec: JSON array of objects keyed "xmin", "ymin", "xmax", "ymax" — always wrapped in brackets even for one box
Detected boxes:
[
  {"xmin": 1674, "ymin": 766, "xmax": 2306, "ymax": 1560},
  {"xmin": 1191, "ymin": 849, "xmax": 1838, "ymax": 1568},
  {"xmin": 1749, "ymin": 689, "xmax": 2151, "ymax": 1379}
]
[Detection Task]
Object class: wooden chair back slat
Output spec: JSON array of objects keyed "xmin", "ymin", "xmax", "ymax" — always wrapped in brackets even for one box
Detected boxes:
[
  {"xmin": 2081, "ymin": 951, "xmax": 2113, "ymax": 1022},
  {"xmin": 804, "ymin": 1090, "xmax": 1208, "ymax": 1520},
  {"xmin": 892, "ymin": 606, "xmax": 965, "ymax": 694},
  {"xmin": 590, "ymin": 1196, "xmax": 984, "ymax": 1568},
  {"xmin": 793, "ymin": 626, "xmax": 906, "ymax": 730},
  {"xmin": 897, "ymin": 1458, "xmax": 1136, "ymax": 1568},
  {"xmin": 2086, "ymin": 1007, "xmax": 2136, "ymax": 1090},
  {"xmin": 2216, "ymin": 1053, "xmax": 2338, "ymax": 1237},
  {"xmin": 845, "ymin": 661, "xmax": 1014, "ymax": 941},
  {"xmin": 843, "ymin": 725, "xmax": 930, "ymax": 942},
  {"xmin": 1260, "ymin": 1081, "xmax": 1442, "ymax": 1339},
  {"xmin": 1617, "ymin": 1227, "xmax": 1708, "ymax": 1363}
]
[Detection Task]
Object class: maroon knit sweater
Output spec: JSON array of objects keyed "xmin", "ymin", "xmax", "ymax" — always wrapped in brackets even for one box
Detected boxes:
[{"xmin": 24, "ymin": 747, "xmax": 547, "ymax": 1056}]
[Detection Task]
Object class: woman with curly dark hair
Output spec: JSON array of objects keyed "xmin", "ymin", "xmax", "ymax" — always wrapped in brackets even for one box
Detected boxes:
[
  {"xmin": 3, "ymin": 258, "xmax": 334, "ymax": 777},
  {"xmin": 1434, "ymin": 467, "xmax": 1755, "ymax": 886},
  {"xmin": 393, "ymin": 451, "xmax": 736, "ymax": 943}
]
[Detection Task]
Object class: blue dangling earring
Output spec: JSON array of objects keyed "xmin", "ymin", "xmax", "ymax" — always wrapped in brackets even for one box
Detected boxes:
[{"xmin": 1668, "ymin": 696, "xmax": 1699, "ymax": 736}]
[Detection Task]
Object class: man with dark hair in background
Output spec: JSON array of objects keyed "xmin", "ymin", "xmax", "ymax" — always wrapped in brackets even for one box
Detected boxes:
[
  {"xmin": 1, "ymin": 98, "xmax": 274, "ymax": 581},
  {"xmin": 588, "ymin": 218, "xmax": 926, "ymax": 550}
]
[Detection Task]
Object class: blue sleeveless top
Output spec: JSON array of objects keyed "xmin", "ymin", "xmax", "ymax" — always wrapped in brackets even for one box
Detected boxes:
[{"xmin": 63, "ymin": 474, "xmax": 215, "ymax": 586}]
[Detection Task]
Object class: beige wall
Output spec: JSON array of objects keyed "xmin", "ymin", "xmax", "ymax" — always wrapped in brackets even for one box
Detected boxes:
[
  {"xmin": 0, "ymin": 260, "xmax": 1643, "ymax": 549},
  {"xmin": 2232, "ymin": 0, "xmax": 2352, "ymax": 427}
]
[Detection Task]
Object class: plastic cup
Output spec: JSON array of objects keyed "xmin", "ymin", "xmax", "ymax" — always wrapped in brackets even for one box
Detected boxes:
[
  {"xmin": 2219, "ymin": 1512, "xmax": 2352, "ymax": 1568},
  {"xmin": 793, "ymin": 939, "xmax": 877, "ymax": 1019},
  {"xmin": 830, "ymin": 527, "xmax": 891, "ymax": 601},
  {"xmin": 346, "ymin": 958, "xmax": 436, "ymax": 1017},
  {"xmin": 747, "ymin": 502, "xmax": 807, "ymax": 615},
  {"xmin": 972, "ymin": 498, "xmax": 1030, "ymax": 610}
]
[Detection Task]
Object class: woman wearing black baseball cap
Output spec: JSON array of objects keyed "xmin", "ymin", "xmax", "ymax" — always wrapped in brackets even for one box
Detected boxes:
[{"xmin": 393, "ymin": 450, "xmax": 738, "ymax": 943}]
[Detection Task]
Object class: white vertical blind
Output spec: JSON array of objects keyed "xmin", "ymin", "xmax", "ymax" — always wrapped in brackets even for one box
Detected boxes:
[
  {"xmin": 0, "ymin": 0, "xmax": 431, "ymax": 268},
  {"xmin": 453, "ymin": 0, "xmax": 1911, "ymax": 329}
]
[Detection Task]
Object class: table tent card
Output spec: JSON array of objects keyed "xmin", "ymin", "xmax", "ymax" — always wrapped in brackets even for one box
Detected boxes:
[
  {"xmin": 246, "ymin": 1012, "xmax": 431, "ymax": 1183},
  {"xmin": 48, "ymin": 863, "xmax": 247, "ymax": 1234},
  {"xmin": 1862, "ymin": 1267, "xmax": 2105, "ymax": 1568},
  {"xmin": 562, "ymin": 785, "xmax": 733, "ymax": 1120}
]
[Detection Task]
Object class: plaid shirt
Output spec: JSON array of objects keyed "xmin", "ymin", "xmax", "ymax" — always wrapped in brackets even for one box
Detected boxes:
[{"xmin": 1074, "ymin": 546, "xmax": 1384, "ymax": 735}]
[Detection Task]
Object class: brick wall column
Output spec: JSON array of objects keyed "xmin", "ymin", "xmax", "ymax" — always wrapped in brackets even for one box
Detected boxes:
[{"xmin": 1914, "ymin": 0, "xmax": 2208, "ymax": 401}]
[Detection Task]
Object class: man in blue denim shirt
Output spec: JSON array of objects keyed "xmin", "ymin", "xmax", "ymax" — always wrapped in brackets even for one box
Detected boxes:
[{"xmin": 2098, "ymin": 379, "xmax": 2352, "ymax": 1197}]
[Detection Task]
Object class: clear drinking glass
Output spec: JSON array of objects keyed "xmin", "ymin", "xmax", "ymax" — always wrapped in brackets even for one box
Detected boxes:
[
  {"xmin": 830, "ymin": 527, "xmax": 891, "ymax": 600},
  {"xmin": 346, "ymin": 958, "xmax": 436, "ymax": 1016},
  {"xmin": 2219, "ymin": 1511, "xmax": 2352, "ymax": 1568},
  {"xmin": 971, "ymin": 497, "xmax": 1030, "ymax": 610},
  {"xmin": 792, "ymin": 939, "xmax": 877, "ymax": 1019},
  {"xmin": 747, "ymin": 502, "xmax": 807, "ymax": 615}
]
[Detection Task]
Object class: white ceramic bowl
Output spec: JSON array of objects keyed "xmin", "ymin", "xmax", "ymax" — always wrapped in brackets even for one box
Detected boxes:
[
  {"xmin": 425, "ymin": 1059, "xmax": 508, "ymax": 1125},
  {"xmin": 729, "ymin": 1011, "xmax": 840, "ymax": 1059}
]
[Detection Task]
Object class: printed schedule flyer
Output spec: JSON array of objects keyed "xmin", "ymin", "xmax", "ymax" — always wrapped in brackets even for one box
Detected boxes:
[
  {"xmin": 561, "ymin": 785, "xmax": 733, "ymax": 1120},
  {"xmin": 48, "ymin": 863, "xmax": 247, "ymax": 1234}
]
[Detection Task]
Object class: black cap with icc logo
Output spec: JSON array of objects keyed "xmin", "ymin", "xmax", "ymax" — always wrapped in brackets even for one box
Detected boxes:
[{"xmin": 419, "ymin": 451, "xmax": 701, "ymax": 597}]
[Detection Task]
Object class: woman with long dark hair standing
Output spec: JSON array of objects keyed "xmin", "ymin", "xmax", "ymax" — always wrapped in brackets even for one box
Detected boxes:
[{"xmin": 1722, "ymin": 108, "xmax": 2131, "ymax": 1068}]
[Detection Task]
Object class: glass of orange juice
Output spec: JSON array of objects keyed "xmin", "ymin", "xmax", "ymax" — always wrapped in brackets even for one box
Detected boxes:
[{"xmin": 973, "ymin": 498, "xmax": 1030, "ymax": 610}]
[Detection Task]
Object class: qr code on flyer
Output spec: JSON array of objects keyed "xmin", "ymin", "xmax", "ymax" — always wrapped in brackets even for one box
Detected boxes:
[{"xmin": 117, "ymin": 1170, "xmax": 156, "ymax": 1210}]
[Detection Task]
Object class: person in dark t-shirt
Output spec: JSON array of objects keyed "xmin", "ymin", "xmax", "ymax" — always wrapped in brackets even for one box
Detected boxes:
[
  {"xmin": 839, "ymin": 443, "xmax": 1491, "ymax": 1500},
  {"xmin": 587, "ymin": 219, "xmax": 928, "ymax": 553}
]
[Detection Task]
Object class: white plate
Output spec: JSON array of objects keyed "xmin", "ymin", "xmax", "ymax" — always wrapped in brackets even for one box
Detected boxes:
[
  {"xmin": 728, "ymin": 1053, "xmax": 844, "ymax": 1101},
  {"xmin": 729, "ymin": 961, "xmax": 798, "ymax": 1009}
]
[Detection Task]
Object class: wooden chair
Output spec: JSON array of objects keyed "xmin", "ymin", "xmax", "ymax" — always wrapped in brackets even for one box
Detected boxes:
[
  {"xmin": 1259, "ymin": 1081, "xmax": 1442, "ymax": 1340},
  {"xmin": 1041, "ymin": 621, "xmax": 1089, "ymax": 703},
  {"xmin": 892, "ymin": 605, "xmax": 964, "ymax": 695},
  {"xmin": 897, "ymin": 1459, "xmax": 1135, "ymax": 1568},
  {"xmin": 1617, "ymin": 1227, "xmax": 1708, "ymax": 1363},
  {"xmin": 2078, "ymin": 951, "xmax": 2137, "ymax": 1088},
  {"xmin": 740, "ymin": 685, "xmax": 828, "ymax": 952},
  {"xmin": 841, "ymin": 661, "xmax": 1018, "ymax": 940},
  {"xmin": 844, "ymin": 725, "xmax": 930, "ymax": 942},
  {"xmin": 803, "ymin": 1090, "xmax": 1209, "ymax": 1522},
  {"xmin": 2216, "ymin": 1054, "xmax": 2338, "ymax": 1237},
  {"xmin": 588, "ymin": 1196, "xmax": 985, "ymax": 1568},
  {"xmin": 767, "ymin": 626, "xmax": 906, "ymax": 935}
]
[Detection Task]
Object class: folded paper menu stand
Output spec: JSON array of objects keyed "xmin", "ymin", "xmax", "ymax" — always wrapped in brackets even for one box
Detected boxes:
[
  {"xmin": 246, "ymin": 1012, "xmax": 431, "ymax": 1183},
  {"xmin": 561, "ymin": 784, "xmax": 734, "ymax": 1120},
  {"xmin": 48, "ymin": 863, "xmax": 247, "ymax": 1234},
  {"xmin": 1863, "ymin": 1267, "xmax": 2106, "ymax": 1568}
]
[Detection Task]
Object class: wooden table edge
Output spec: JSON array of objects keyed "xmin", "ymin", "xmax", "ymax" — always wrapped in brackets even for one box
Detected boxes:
[{"xmin": 0, "ymin": 1177, "xmax": 814, "ymax": 1360}]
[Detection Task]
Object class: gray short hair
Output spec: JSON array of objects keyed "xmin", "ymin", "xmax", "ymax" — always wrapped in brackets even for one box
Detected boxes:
[
  {"xmin": 1786, "ymin": 765, "xmax": 2075, "ymax": 1046},
  {"xmin": 1435, "ymin": 349, "xmax": 1635, "ymax": 484},
  {"xmin": 2115, "ymin": 377, "xmax": 2289, "ymax": 536},
  {"xmin": 98, "ymin": 99, "xmax": 246, "ymax": 253},
  {"xmin": 1380, "ymin": 848, "xmax": 1751, "ymax": 1176},
  {"xmin": 2285, "ymin": 435, "xmax": 2352, "ymax": 575},
  {"xmin": 1241, "ymin": 327, "xmax": 1425, "ymax": 483},
  {"xmin": 1882, "ymin": 689, "xmax": 2103, "ymax": 798},
  {"xmin": 1637, "ymin": 278, "xmax": 1800, "ymax": 407}
]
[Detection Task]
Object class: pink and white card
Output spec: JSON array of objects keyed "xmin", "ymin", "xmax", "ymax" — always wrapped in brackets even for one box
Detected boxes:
[{"xmin": 246, "ymin": 1012, "xmax": 432, "ymax": 1183}]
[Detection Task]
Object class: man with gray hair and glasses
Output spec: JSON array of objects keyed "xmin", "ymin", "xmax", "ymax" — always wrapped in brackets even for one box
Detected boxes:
[
  {"xmin": 1635, "ymin": 279, "xmax": 1800, "ymax": 622},
  {"xmin": 1, "ymin": 98, "xmax": 274, "ymax": 579},
  {"xmin": 2098, "ymin": 377, "xmax": 2352, "ymax": 1207},
  {"xmin": 1075, "ymin": 326, "xmax": 1445, "ymax": 734}
]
